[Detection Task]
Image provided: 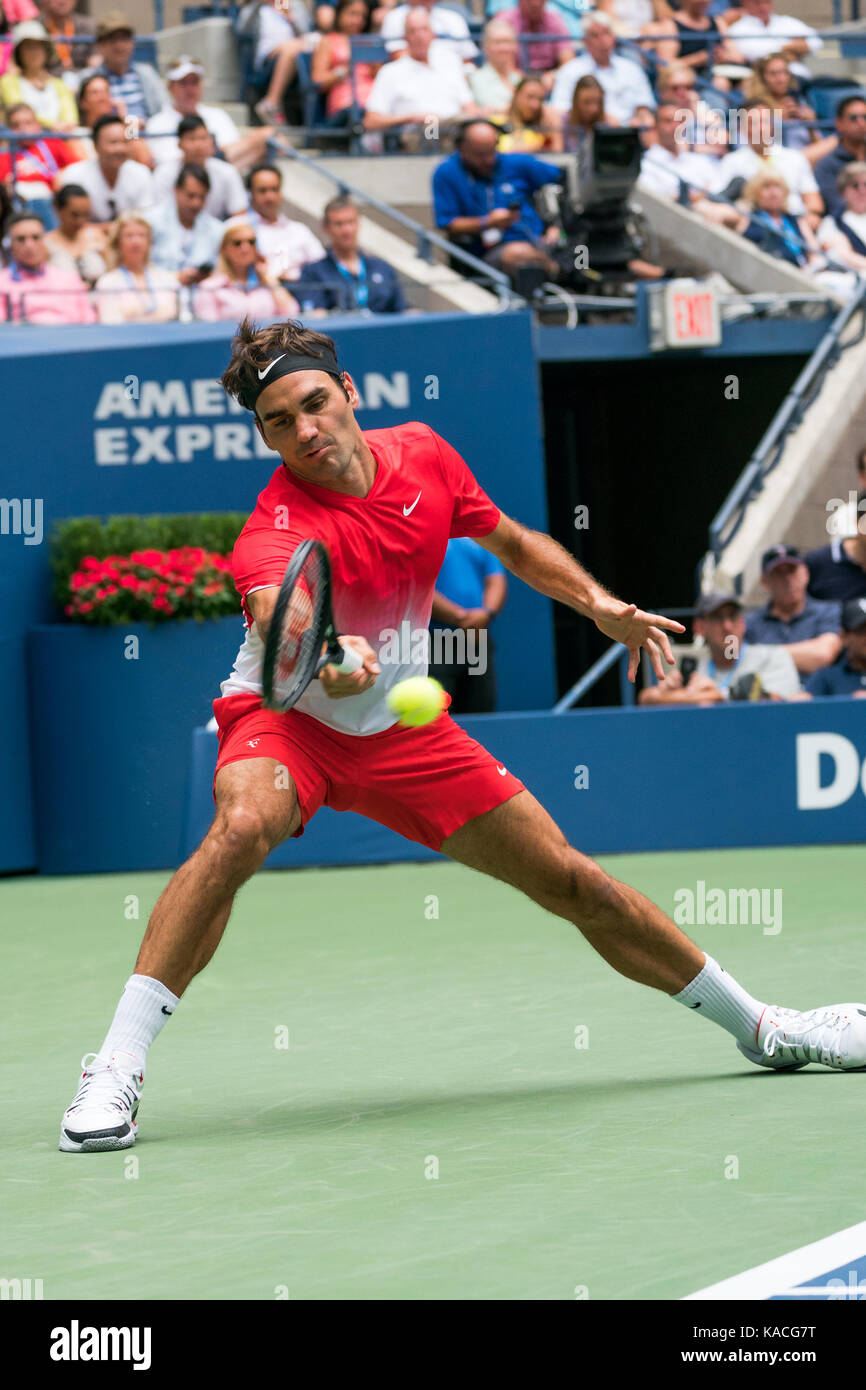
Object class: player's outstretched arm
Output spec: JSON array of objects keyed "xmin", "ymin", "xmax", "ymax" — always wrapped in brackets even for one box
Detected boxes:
[{"xmin": 477, "ymin": 513, "xmax": 685, "ymax": 681}]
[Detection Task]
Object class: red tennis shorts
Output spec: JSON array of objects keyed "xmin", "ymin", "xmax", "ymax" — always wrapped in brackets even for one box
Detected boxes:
[{"xmin": 212, "ymin": 692, "xmax": 525, "ymax": 852}]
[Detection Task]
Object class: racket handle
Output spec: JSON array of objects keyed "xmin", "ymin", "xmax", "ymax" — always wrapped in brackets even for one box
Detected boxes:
[{"xmin": 333, "ymin": 640, "xmax": 364, "ymax": 674}]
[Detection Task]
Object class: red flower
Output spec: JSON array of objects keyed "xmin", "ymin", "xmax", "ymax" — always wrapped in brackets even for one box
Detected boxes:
[{"xmin": 79, "ymin": 601, "xmax": 94, "ymax": 613}]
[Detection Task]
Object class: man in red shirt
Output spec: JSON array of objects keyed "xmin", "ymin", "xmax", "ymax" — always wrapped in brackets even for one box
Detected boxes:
[
  {"xmin": 59, "ymin": 319, "xmax": 866, "ymax": 1152},
  {"xmin": 498, "ymin": 0, "xmax": 574, "ymax": 90}
]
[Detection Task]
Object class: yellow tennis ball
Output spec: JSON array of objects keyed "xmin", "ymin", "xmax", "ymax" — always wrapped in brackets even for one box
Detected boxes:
[{"xmin": 386, "ymin": 676, "xmax": 448, "ymax": 727}]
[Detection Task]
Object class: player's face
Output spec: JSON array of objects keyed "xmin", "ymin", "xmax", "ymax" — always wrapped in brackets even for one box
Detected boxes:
[{"xmin": 255, "ymin": 369, "xmax": 362, "ymax": 484}]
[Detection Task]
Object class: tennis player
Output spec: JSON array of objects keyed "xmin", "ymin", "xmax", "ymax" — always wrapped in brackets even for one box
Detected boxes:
[{"xmin": 60, "ymin": 320, "xmax": 866, "ymax": 1151}]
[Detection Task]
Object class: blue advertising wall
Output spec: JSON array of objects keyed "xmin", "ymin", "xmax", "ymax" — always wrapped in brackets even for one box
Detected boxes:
[{"xmin": 0, "ymin": 310, "xmax": 554, "ymax": 871}]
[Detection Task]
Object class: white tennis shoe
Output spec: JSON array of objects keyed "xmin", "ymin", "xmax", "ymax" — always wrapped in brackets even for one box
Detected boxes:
[
  {"xmin": 59, "ymin": 1050, "xmax": 144, "ymax": 1152},
  {"xmin": 737, "ymin": 1004, "xmax": 866, "ymax": 1071}
]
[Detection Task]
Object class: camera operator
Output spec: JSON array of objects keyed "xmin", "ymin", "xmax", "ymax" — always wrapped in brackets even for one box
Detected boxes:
[
  {"xmin": 432, "ymin": 117, "xmax": 564, "ymax": 281},
  {"xmin": 638, "ymin": 593, "xmax": 802, "ymax": 706}
]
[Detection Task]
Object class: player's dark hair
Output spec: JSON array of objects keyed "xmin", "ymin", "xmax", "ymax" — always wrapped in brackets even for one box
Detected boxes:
[
  {"xmin": 221, "ymin": 318, "xmax": 351, "ymax": 414},
  {"xmin": 246, "ymin": 161, "xmax": 281, "ymax": 193},
  {"xmin": 176, "ymin": 161, "xmax": 210, "ymax": 192},
  {"xmin": 92, "ymin": 112, "xmax": 125, "ymax": 143}
]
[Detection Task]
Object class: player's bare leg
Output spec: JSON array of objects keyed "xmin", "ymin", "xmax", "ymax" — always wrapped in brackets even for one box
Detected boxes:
[
  {"xmin": 441, "ymin": 790, "xmax": 703, "ymax": 993},
  {"xmin": 134, "ymin": 758, "xmax": 301, "ymax": 995},
  {"xmin": 59, "ymin": 759, "xmax": 300, "ymax": 1152},
  {"xmin": 441, "ymin": 790, "xmax": 866, "ymax": 1070}
]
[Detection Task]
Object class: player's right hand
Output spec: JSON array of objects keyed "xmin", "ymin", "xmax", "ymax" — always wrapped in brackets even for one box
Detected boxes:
[{"xmin": 319, "ymin": 636, "xmax": 380, "ymax": 700}]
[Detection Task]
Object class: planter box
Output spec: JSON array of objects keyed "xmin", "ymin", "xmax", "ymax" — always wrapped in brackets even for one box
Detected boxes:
[{"xmin": 28, "ymin": 616, "xmax": 243, "ymax": 873}]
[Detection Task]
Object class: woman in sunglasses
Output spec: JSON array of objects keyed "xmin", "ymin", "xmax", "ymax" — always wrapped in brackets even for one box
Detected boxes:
[{"xmin": 193, "ymin": 220, "xmax": 298, "ymax": 321}]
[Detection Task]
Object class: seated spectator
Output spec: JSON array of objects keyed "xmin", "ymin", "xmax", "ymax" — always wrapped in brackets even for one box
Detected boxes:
[
  {"xmin": 145, "ymin": 56, "xmax": 269, "ymax": 174},
  {"xmin": 59, "ymin": 112, "xmax": 154, "ymax": 222},
  {"xmin": 145, "ymin": 162, "xmax": 223, "ymax": 284},
  {"xmin": 550, "ymin": 11, "xmax": 655, "ymax": 126},
  {"xmin": 641, "ymin": 0, "xmax": 743, "ymax": 82},
  {"xmin": 745, "ymin": 544, "xmax": 841, "ymax": 676},
  {"xmin": 428, "ymin": 537, "xmax": 507, "ymax": 713},
  {"xmin": 152, "ymin": 116, "xmax": 247, "ymax": 220},
  {"xmin": 229, "ymin": 161, "xmax": 325, "ymax": 283},
  {"xmin": 75, "ymin": 70, "xmax": 153, "ymax": 166},
  {"xmin": 637, "ymin": 592, "xmax": 801, "ymax": 705},
  {"xmin": 710, "ymin": 101, "xmax": 822, "ymax": 226},
  {"xmin": 654, "ymin": 63, "xmax": 726, "ymax": 153},
  {"xmin": 815, "ymin": 96, "xmax": 866, "ymax": 219},
  {"xmin": 311, "ymin": 0, "xmax": 380, "ymax": 127},
  {"xmin": 805, "ymin": 597, "xmax": 866, "ymax": 697},
  {"xmin": 638, "ymin": 101, "xmax": 717, "ymax": 202},
  {"xmin": 561, "ymin": 73, "xmax": 615, "ymax": 153},
  {"xmin": 381, "ymin": 0, "xmax": 478, "ymax": 62},
  {"xmin": 43, "ymin": 181, "xmax": 108, "ymax": 283},
  {"xmin": 0, "ymin": 100, "xmax": 79, "ymax": 228},
  {"xmin": 39, "ymin": 0, "xmax": 95, "ymax": 76},
  {"xmin": 246, "ymin": 0, "xmax": 308, "ymax": 127},
  {"xmin": 432, "ymin": 117, "xmax": 562, "ymax": 278},
  {"xmin": 496, "ymin": 0, "xmax": 572, "ymax": 92},
  {"xmin": 733, "ymin": 169, "xmax": 857, "ymax": 295},
  {"xmin": 597, "ymin": 0, "xmax": 672, "ymax": 39},
  {"xmin": 94, "ymin": 211, "xmax": 179, "ymax": 322},
  {"xmin": 727, "ymin": 0, "xmax": 822, "ymax": 79},
  {"xmin": 93, "ymin": 11, "xmax": 168, "ymax": 126},
  {"xmin": 0, "ymin": 208, "xmax": 95, "ymax": 320},
  {"xmin": 469, "ymin": 19, "xmax": 523, "ymax": 117},
  {"xmin": 816, "ymin": 163, "xmax": 866, "ymax": 274},
  {"xmin": 0, "ymin": 20, "xmax": 78, "ymax": 128},
  {"xmin": 193, "ymin": 218, "xmax": 298, "ymax": 321},
  {"xmin": 299, "ymin": 194, "xmax": 406, "ymax": 311},
  {"xmin": 744, "ymin": 52, "xmax": 816, "ymax": 151},
  {"xmin": 363, "ymin": 9, "xmax": 477, "ymax": 149},
  {"xmin": 805, "ymin": 494, "xmax": 866, "ymax": 601},
  {"xmin": 497, "ymin": 74, "xmax": 559, "ymax": 152}
]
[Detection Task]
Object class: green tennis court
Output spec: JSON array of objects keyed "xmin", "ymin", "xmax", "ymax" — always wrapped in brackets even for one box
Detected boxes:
[{"xmin": 3, "ymin": 843, "xmax": 864, "ymax": 1301}]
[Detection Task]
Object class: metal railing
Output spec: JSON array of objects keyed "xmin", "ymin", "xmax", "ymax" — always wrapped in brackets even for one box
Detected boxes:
[
  {"xmin": 705, "ymin": 278, "xmax": 866, "ymax": 585},
  {"xmin": 552, "ymin": 607, "xmax": 697, "ymax": 710}
]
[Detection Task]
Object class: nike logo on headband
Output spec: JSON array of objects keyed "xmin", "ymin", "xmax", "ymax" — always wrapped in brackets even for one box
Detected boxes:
[{"xmin": 258, "ymin": 355, "xmax": 286, "ymax": 381}]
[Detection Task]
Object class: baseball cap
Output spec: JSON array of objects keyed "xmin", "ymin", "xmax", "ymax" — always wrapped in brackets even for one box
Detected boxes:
[
  {"xmin": 166, "ymin": 56, "xmax": 205, "ymax": 81},
  {"xmin": 761, "ymin": 543, "xmax": 802, "ymax": 574},
  {"xmin": 96, "ymin": 11, "xmax": 135, "ymax": 38},
  {"xmin": 694, "ymin": 591, "xmax": 743, "ymax": 618},
  {"xmin": 842, "ymin": 596, "xmax": 866, "ymax": 631}
]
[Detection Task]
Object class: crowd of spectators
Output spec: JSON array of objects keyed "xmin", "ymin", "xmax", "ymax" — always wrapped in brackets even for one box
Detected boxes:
[
  {"xmin": 4, "ymin": 0, "xmax": 866, "ymax": 316},
  {"xmin": 639, "ymin": 448, "xmax": 866, "ymax": 706},
  {"xmin": 0, "ymin": 2, "xmax": 427, "ymax": 321}
]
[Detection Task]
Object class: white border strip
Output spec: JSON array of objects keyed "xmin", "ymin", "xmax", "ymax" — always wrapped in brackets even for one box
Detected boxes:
[{"xmin": 684, "ymin": 1222, "xmax": 866, "ymax": 1300}]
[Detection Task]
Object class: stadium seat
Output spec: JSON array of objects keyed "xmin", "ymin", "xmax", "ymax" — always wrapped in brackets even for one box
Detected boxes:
[
  {"xmin": 296, "ymin": 49, "xmax": 327, "ymax": 144},
  {"xmin": 803, "ymin": 80, "xmax": 866, "ymax": 123}
]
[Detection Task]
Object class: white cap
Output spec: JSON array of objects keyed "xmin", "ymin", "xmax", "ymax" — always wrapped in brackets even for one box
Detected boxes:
[{"xmin": 166, "ymin": 55, "xmax": 205, "ymax": 81}]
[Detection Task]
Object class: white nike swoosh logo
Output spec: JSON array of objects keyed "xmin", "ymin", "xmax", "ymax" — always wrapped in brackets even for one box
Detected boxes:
[
  {"xmin": 403, "ymin": 491, "xmax": 422, "ymax": 517},
  {"xmin": 257, "ymin": 354, "xmax": 286, "ymax": 381},
  {"xmin": 496, "ymin": 765, "xmax": 507, "ymax": 776}
]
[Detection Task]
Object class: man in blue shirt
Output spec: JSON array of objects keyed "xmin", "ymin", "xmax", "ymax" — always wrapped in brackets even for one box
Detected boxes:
[
  {"xmin": 299, "ymin": 197, "xmax": 406, "ymax": 314},
  {"xmin": 428, "ymin": 537, "xmax": 507, "ymax": 713},
  {"xmin": 806, "ymin": 597, "xmax": 866, "ymax": 697},
  {"xmin": 814, "ymin": 94, "xmax": 866, "ymax": 218},
  {"xmin": 432, "ymin": 118, "xmax": 563, "ymax": 277},
  {"xmin": 745, "ymin": 544, "xmax": 841, "ymax": 678}
]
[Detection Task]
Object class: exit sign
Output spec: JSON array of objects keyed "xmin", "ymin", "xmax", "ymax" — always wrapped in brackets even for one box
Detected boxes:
[{"xmin": 648, "ymin": 279, "xmax": 722, "ymax": 350}]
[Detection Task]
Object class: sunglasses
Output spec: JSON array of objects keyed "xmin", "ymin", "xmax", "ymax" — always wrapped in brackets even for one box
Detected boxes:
[{"xmin": 229, "ymin": 238, "xmax": 256, "ymax": 246}]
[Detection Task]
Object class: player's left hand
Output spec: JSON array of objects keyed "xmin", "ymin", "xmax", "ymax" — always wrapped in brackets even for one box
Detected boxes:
[
  {"xmin": 319, "ymin": 635, "xmax": 380, "ymax": 699},
  {"xmin": 593, "ymin": 598, "xmax": 685, "ymax": 682}
]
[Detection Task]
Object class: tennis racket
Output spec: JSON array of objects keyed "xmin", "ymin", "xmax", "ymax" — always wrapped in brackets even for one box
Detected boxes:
[{"xmin": 262, "ymin": 538, "xmax": 364, "ymax": 712}]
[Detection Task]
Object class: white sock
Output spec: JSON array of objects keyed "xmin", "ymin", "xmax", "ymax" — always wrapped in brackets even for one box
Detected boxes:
[
  {"xmin": 673, "ymin": 954, "xmax": 765, "ymax": 1048},
  {"xmin": 99, "ymin": 974, "xmax": 179, "ymax": 1071}
]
